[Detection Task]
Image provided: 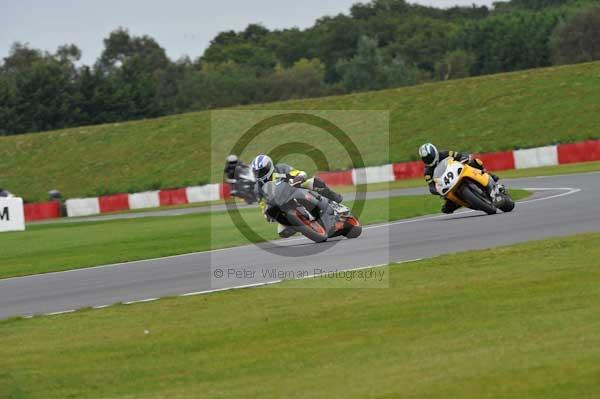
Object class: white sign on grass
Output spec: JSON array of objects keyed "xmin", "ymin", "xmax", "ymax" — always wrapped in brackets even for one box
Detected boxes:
[{"xmin": 0, "ymin": 197, "xmax": 26, "ymax": 232}]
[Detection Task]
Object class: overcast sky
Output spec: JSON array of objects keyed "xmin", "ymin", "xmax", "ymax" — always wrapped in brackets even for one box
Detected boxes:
[{"xmin": 1, "ymin": 0, "xmax": 496, "ymax": 66}]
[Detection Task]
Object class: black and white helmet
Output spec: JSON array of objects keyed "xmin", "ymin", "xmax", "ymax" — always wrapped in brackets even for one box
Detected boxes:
[
  {"xmin": 225, "ymin": 154, "xmax": 238, "ymax": 165},
  {"xmin": 251, "ymin": 154, "xmax": 274, "ymax": 182},
  {"xmin": 419, "ymin": 143, "xmax": 439, "ymax": 167}
]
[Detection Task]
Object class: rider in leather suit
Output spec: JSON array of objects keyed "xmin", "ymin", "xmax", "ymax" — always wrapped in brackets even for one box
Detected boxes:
[
  {"xmin": 419, "ymin": 143, "xmax": 499, "ymax": 214},
  {"xmin": 250, "ymin": 154, "xmax": 343, "ymax": 237}
]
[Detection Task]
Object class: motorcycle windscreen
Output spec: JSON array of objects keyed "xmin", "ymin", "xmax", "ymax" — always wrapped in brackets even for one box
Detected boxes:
[
  {"xmin": 235, "ymin": 165, "xmax": 256, "ymax": 182},
  {"xmin": 433, "ymin": 158, "xmax": 450, "ymax": 180},
  {"xmin": 261, "ymin": 181, "xmax": 297, "ymax": 208}
]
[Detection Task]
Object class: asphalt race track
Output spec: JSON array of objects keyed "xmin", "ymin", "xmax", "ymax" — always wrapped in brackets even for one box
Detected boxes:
[{"xmin": 1, "ymin": 172, "xmax": 598, "ymax": 319}]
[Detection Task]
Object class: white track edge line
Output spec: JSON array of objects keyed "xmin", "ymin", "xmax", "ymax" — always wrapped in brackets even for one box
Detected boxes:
[{"xmin": 18, "ymin": 260, "xmax": 422, "ymax": 320}]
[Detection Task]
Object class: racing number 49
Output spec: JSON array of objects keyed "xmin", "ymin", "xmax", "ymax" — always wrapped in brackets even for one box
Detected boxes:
[{"xmin": 444, "ymin": 171, "xmax": 454, "ymax": 186}]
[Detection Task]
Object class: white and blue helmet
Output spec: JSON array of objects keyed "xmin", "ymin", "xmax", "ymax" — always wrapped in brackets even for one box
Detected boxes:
[
  {"xmin": 419, "ymin": 143, "xmax": 439, "ymax": 167},
  {"xmin": 251, "ymin": 154, "xmax": 274, "ymax": 182}
]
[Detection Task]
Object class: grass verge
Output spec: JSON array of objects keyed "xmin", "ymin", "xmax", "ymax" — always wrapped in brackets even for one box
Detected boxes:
[
  {"xmin": 0, "ymin": 190, "xmax": 529, "ymax": 279},
  {"xmin": 1, "ymin": 232, "xmax": 598, "ymax": 399}
]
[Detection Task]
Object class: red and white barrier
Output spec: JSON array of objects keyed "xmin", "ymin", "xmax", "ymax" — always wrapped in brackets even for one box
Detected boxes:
[
  {"xmin": 159, "ymin": 188, "xmax": 188, "ymax": 206},
  {"xmin": 393, "ymin": 161, "xmax": 422, "ymax": 180},
  {"xmin": 24, "ymin": 201, "xmax": 61, "ymax": 222},
  {"xmin": 129, "ymin": 191, "xmax": 160, "ymax": 209},
  {"xmin": 186, "ymin": 184, "xmax": 221, "ymax": 203},
  {"xmin": 316, "ymin": 170, "xmax": 353, "ymax": 186},
  {"xmin": 99, "ymin": 193, "xmax": 129, "ymax": 213},
  {"xmin": 514, "ymin": 145, "xmax": 558, "ymax": 169},
  {"xmin": 28, "ymin": 138, "xmax": 600, "ymax": 221},
  {"xmin": 558, "ymin": 140, "xmax": 600, "ymax": 164},
  {"xmin": 474, "ymin": 150, "xmax": 515, "ymax": 171},
  {"xmin": 66, "ymin": 198, "xmax": 100, "ymax": 217},
  {"xmin": 352, "ymin": 164, "xmax": 395, "ymax": 185}
]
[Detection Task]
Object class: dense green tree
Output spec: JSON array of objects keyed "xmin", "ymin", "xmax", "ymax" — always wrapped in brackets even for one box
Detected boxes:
[
  {"xmin": 264, "ymin": 28, "xmax": 316, "ymax": 68},
  {"xmin": 313, "ymin": 14, "xmax": 363, "ymax": 82},
  {"xmin": 1, "ymin": 43, "xmax": 45, "ymax": 75},
  {"xmin": 551, "ymin": 6, "xmax": 600, "ymax": 65},
  {"xmin": 98, "ymin": 28, "xmax": 169, "ymax": 72},
  {"xmin": 0, "ymin": 0, "xmax": 595, "ymax": 135},
  {"xmin": 337, "ymin": 36, "xmax": 418, "ymax": 92},
  {"xmin": 459, "ymin": 10, "xmax": 557, "ymax": 74},
  {"xmin": 435, "ymin": 50, "xmax": 475, "ymax": 80},
  {"xmin": 265, "ymin": 58, "xmax": 329, "ymax": 101},
  {"xmin": 0, "ymin": 76, "xmax": 17, "ymax": 135},
  {"xmin": 385, "ymin": 16, "xmax": 457, "ymax": 72}
]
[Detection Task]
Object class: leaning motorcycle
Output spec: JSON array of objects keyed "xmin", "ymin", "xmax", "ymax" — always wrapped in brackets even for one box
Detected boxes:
[
  {"xmin": 261, "ymin": 180, "xmax": 362, "ymax": 242},
  {"xmin": 227, "ymin": 164, "xmax": 258, "ymax": 204},
  {"xmin": 433, "ymin": 157, "xmax": 515, "ymax": 215}
]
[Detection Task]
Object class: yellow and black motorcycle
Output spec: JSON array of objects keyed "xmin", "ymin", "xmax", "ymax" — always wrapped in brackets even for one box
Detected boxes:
[{"xmin": 433, "ymin": 157, "xmax": 515, "ymax": 215}]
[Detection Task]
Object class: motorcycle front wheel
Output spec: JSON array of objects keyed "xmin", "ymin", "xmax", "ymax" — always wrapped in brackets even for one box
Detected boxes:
[
  {"xmin": 286, "ymin": 210, "xmax": 329, "ymax": 243},
  {"xmin": 460, "ymin": 182, "xmax": 497, "ymax": 215},
  {"xmin": 499, "ymin": 195, "xmax": 515, "ymax": 212}
]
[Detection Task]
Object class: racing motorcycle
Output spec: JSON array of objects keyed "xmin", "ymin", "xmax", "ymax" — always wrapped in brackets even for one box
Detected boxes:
[
  {"xmin": 433, "ymin": 157, "xmax": 515, "ymax": 215},
  {"xmin": 227, "ymin": 164, "xmax": 258, "ymax": 204},
  {"xmin": 261, "ymin": 180, "xmax": 362, "ymax": 242}
]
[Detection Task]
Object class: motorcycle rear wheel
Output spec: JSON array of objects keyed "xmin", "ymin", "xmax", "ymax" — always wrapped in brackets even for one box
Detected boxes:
[
  {"xmin": 460, "ymin": 182, "xmax": 497, "ymax": 215},
  {"xmin": 286, "ymin": 211, "xmax": 329, "ymax": 243}
]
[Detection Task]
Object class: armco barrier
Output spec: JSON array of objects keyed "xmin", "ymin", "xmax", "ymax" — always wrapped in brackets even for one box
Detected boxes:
[
  {"xmin": 129, "ymin": 191, "xmax": 160, "ymax": 209},
  {"xmin": 159, "ymin": 188, "xmax": 188, "ymax": 206},
  {"xmin": 66, "ymin": 198, "xmax": 100, "ymax": 217},
  {"xmin": 316, "ymin": 170, "xmax": 353, "ymax": 186},
  {"xmin": 393, "ymin": 161, "xmax": 422, "ymax": 180},
  {"xmin": 514, "ymin": 145, "xmax": 558, "ymax": 169},
  {"xmin": 474, "ymin": 150, "xmax": 515, "ymax": 171},
  {"xmin": 352, "ymin": 164, "xmax": 395, "ymax": 185},
  {"xmin": 99, "ymin": 193, "xmax": 129, "ymax": 213},
  {"xmin": 24, "ymin": 201, "xmax": 60, "ymax": 222},
  {"xmin": 186, "ymin": 184, "xmax": 220, "ymax": 203},
  {"xmin": 557, "ymin": 139, "xmax": 600, "ymax": 164},
  {"xmin": 23, "ymin": 138, "xmax": 600, "ymax": 221}
]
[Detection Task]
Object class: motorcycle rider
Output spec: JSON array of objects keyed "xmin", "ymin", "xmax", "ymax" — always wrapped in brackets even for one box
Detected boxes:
[
  {"xmin": 250, "ymin": 154, "xmax": 342, "ymax": 237},
  {"xmin": 419, "ymin": 143, "xmax": 499, "ymax": 214},
  {"xmin": 223, "ymin": 154, "xmax": 245, "ymax": 182}
]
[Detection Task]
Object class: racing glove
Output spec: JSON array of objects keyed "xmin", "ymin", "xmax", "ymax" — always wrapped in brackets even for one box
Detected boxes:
[{"xmin": 291, "ymin": 175, "xmax": 306, "ymax": 187}]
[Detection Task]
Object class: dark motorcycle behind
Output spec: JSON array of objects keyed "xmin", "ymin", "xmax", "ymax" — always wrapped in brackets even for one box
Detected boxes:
[
  {"xmin": 261, "ymin": 180, "xmax": 362, "ymax": 243},
  {"xmin": 227, "ymin": 164, "xmax": 258, "ymax": 205}
]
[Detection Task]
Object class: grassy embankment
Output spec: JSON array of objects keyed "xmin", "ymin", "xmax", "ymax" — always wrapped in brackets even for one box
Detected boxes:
[{"xmin": 0, "ymin": 62, "xmax": 599, "ymax": 201}]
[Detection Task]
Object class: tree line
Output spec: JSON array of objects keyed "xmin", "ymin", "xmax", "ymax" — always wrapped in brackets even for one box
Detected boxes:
[{"xmin": 1, "ymin": 0, "xmax": 599, "ymax": 136}]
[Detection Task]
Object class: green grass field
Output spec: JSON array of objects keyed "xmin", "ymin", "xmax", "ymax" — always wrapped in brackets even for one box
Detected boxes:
[
  {"xmin": 1, "ymin": 232, "xmax": 598, "ymax": 399},
  {"xmin": 1, "ymin": 61, "xmax": 599, "ymax": 201},
  {"xmin": 0, "ymin": 190, "xmax": 530, "ymax": 279}
]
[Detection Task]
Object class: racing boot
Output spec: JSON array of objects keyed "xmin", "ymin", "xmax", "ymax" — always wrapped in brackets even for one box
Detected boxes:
[
  {"xmin": 277, "ymin": 224, "xmax": 296, "ymax": 238},
  {"xmin": 311, "ymin": 195, "xmax": 337, "ymax": 236},
  {"xmin": 441, "ymin": 199, "xmax": 461, "ymax": 214},
  {"xmin": 314, "ymin": 186, "xmax": 343, "ymax": 203}
]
